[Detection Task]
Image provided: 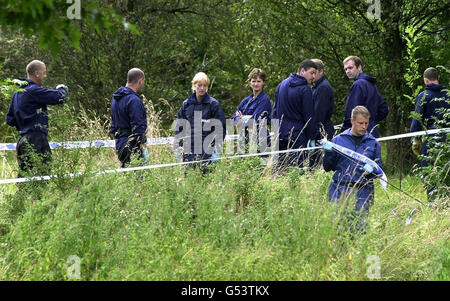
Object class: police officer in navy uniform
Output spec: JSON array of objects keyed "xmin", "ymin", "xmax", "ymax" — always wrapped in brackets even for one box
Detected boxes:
[
  {"xmin": 272, "ymin": 59, "xmax": 318, "ymax": 170},
  {"xmin": 173, "ymin": 72, "xmax": 226, "ymax": 174},
  {"xmin": 323, "ymin": 106, "xmax": 382, "ymax": 233},
  {"xmin": 231, "ymin": 68, "xmax": 272, "ymax": 156},
  {"xmin": 342, "ymin": 56, "xmax": 388, "ymax": 138},
  {"xmin": 6, "ymin": 60, "xmax": 68, "ymax": 177},
  {"xmin": 309, "ymin": 59, "xmax": 335, "ymax": 168},
  {"xmin": 110, "ymin": 68, "xmax": 148, "ymax": 168},
  {"xmin": 410, "ymin": 67, "xmax": 450, "ymax": 201}
]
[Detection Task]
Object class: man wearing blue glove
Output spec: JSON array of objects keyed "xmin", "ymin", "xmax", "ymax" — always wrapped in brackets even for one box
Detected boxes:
[
  {"xmin": 322, "ymin": 106, "xmax": 382, "ymax": 234},
  {"xmin": 6, "ymin": 60, "xmax": 69, "ymax": 177}
]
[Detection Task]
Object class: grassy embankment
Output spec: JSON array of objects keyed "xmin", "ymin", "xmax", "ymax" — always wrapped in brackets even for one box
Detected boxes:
[{"xmin": 0, "ymin": 103, "xmax": 448, "ymax": 280}]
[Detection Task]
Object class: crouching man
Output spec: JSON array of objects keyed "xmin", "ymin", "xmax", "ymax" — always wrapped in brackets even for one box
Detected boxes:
[{"xmin": 322, "ymin": 106, "xmax": 382, "ymax": 233}]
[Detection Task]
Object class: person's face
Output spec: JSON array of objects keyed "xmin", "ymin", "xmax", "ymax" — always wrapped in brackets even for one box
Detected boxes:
[
  {"xmin": 344, "ymin": 60, "xmax": 361, "ymax": 80},
  {"xmin": 137, "ymin": 77, "xmax": 145, "ymax": 92},
  {"xmin": 35, "ymin": 65, "xmax": 47, "ymax": 85},
  {"xmin": 195, "ymin": 80, "xmax": 208, "ymax": 97},
  {"xmin": 300, "ymin": 67, "xmax": 317, "ymax": 84},
  {"xmin": 314, "ymin": 69, "xmax": 324, "ymax": 83},
  {"xmin": 250, "ymin": 77, "xmax": 264, "ymax": 94},
  {"xmin": 351, "ymin": 114, "xmax": 369, "ymax": 136}
]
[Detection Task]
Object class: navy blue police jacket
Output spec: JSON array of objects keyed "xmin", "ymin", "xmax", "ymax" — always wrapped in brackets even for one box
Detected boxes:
[
  {"xmin": 110, "ymin": 87, "xmax": 147, "ymax": 151},
  {"xmin": 312, "ymin": 76, "xmax": 334, "ymax": 140},
  {"xmin": 231, "ymin": 90, "xmax": 271, "ymax": 125},
  {"xmin": 342, "ymin": 73, "xmax": 388, "ymax": 138},
  {"xmin": 272, "ymin": 73, "xmax": 317, "ymax": 145},
  {"xmin": 174, "ymin": 92, "xmax": 226, "ymax": 154},
  {"xmin": 410, "ymin": 83, "xmax": 450, "ymax": 132},
  {"xmin": 323, "ymin": 129, "xmax": 382, "ymax": 185},
  {"xmin": 6, "ymin": 78, "xmax": 67, "ymax": 135},
  {"xmin": 410, "ymin": 83, "xmax": 450, "ymax": 167}
]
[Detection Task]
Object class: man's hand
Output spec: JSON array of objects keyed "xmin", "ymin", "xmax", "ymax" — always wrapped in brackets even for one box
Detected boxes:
[
  {"xmin": 56, "ymin": 84, "xmax": 69, "ymax": 96},
  {"xmin": 211, "ymin": 152, "xmax": 220, "ymax": 163},
  {"xmin": 363, "ymin": 163, "xmax": 374, "ymax": 173},
  {"xmin": 411, "ymin": 137, "xmax": 422, "ymax": 156},
  {"xmin": 322, "ymin": 140, "xmax": 333, "ymax": 152},
  {"xmin": 142, "ymin": 148, "xmax": 149, "ymax": 163}
]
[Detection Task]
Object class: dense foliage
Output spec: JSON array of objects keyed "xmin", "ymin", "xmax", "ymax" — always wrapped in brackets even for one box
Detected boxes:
[
  {"xmin": 0, "ymin": 1, "xmax": 448, "ymax": 281},
  {"xmin": 1, "ymin": 0, "xmax": 448, "ymax": 170}
]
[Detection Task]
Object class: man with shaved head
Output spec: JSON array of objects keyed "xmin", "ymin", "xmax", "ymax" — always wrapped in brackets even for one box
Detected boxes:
[
  {"xmin": 110, "ymin": 68, "xmax": 148, "ymax": 167},
  {"xmin": 6, "ymin": 60, "xmax": 69, "ymax": 177}
]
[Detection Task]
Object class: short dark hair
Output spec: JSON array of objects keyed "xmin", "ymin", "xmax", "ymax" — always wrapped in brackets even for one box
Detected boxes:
[
  {"xmin": 127, "ymin": 68, "xmax": 145, "ymax": 84},
  {"xmin": 298, "ymin": 59, "xmax": 318, "ymax": 73},
  {"xmin": 248, "ymin": 68, "xmax": 267, "ymax": 82},
  {"xmin": 343, "ymin": 56, "xmax": 363, "ymax": 68},
  {"xmin": 423, "ymin": 67, "xmax": 439, "ymax": 81}
]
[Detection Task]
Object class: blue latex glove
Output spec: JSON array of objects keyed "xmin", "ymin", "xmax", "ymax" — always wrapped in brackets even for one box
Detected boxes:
[
  {"xmin": 363, "ymin": 163, "xmax": 374, "ymax": 173},
  {"xmin": 307, "ymin": 140, "xmax": 316, "ymax": 154},
  {"xmin": 142, "ymin": 148, "xmax": 149, "ymax": 163},
  {"xmin": 56, "ymin": 84, "xmax": 69, "ymax": 96},
  {"xmin": 211, "ymin": 152, "xmax": 220, "ymax": 163},
  {"xmin": 322, "ymin": 140, "xmax": 333, "ymax": 152}
]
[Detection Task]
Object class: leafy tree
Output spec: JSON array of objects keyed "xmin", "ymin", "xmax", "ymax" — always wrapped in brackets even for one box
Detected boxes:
[{"xmin": 0, "ymin": 0, "xmax": 130, "ymax": 55}]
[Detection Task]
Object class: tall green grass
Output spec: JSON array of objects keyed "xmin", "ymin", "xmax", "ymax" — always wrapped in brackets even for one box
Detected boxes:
[
  {"xmin": 0, "ymin": 103, "xmax": 448, "ymax": 280},
  {"xmin": 0, "ymin": 152, "xmax": 448, "ymax": 280}
]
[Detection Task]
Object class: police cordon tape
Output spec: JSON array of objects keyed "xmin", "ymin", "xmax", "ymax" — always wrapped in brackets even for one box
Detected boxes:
[
  {"xmin": 0, "ymin": 124, "xmax": 345, "ymax": 151},
  {"xmin": 0, "ymin": 128, "xmax": 448, "ymax": 185},
  {"xmin": 0, "ymin": 123, "xmax": 346, "ymax": 151},
  {"xmin": 0, "ymin": 135, "xmax": 239, "ymax": 151}
]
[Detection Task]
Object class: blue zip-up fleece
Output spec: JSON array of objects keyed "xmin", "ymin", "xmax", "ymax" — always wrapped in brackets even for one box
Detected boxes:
[
  {"xmin": 410, "ymin": 83, "xmax": 450, "ymax": 132},
  {"xmin": 312, "ymin": 76, "xmax": 334, "ymax": 140},
  {"xmin": 272, "ymin": 73, "xmax": 317, "ymax": 146},
  {"xmin": 110, "ymin": 87, "xmax": 147, "ymax": 151},
  {"xmin": 342, "ymin": 73, "xmax": 388, "ymax": 138},
  {"xmin": 410, "ymin": 83, "xmax": 450, "ymax": 167},
  {"xmin": 6, "ymin": 78, "xmax": 68, "ymax": 135},
  {"xmin": 323, "ymin": 129, "xmax": 382, "ymax": 185},
  {"xmin": 323, "ymin": 129, "xmax": 382, "ymax": 212},
  {"xmin": 231, "ymin": 90, "xmax": 271, "ymax": 124},
  {"xmin": 174, "ymin": 92, "xmax": 226, "ymax": 155}
]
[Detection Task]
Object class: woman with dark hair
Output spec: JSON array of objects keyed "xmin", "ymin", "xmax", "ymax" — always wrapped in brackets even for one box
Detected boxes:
[{"xmin": 231, "ymin": 68, "xmax": 272, "ymax": 155}]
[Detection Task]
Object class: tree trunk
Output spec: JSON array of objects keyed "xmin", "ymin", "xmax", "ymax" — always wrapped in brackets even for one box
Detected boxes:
[{"xmin": 381, "ymin": 1, "xmax": 417, "ymax": 173}]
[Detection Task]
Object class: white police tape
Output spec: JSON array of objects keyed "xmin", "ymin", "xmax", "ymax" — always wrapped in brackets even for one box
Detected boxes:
[
  {"xmin": 0, "ymin": 135, "xmax": 240, "ymax": 151},
  {"xmin": 0, "ymin": 128, "xmax": 448, "ymax": 185},
  {"xmin": 376, "ymin": 128, "xmax": 449, "ymax": 142}
]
